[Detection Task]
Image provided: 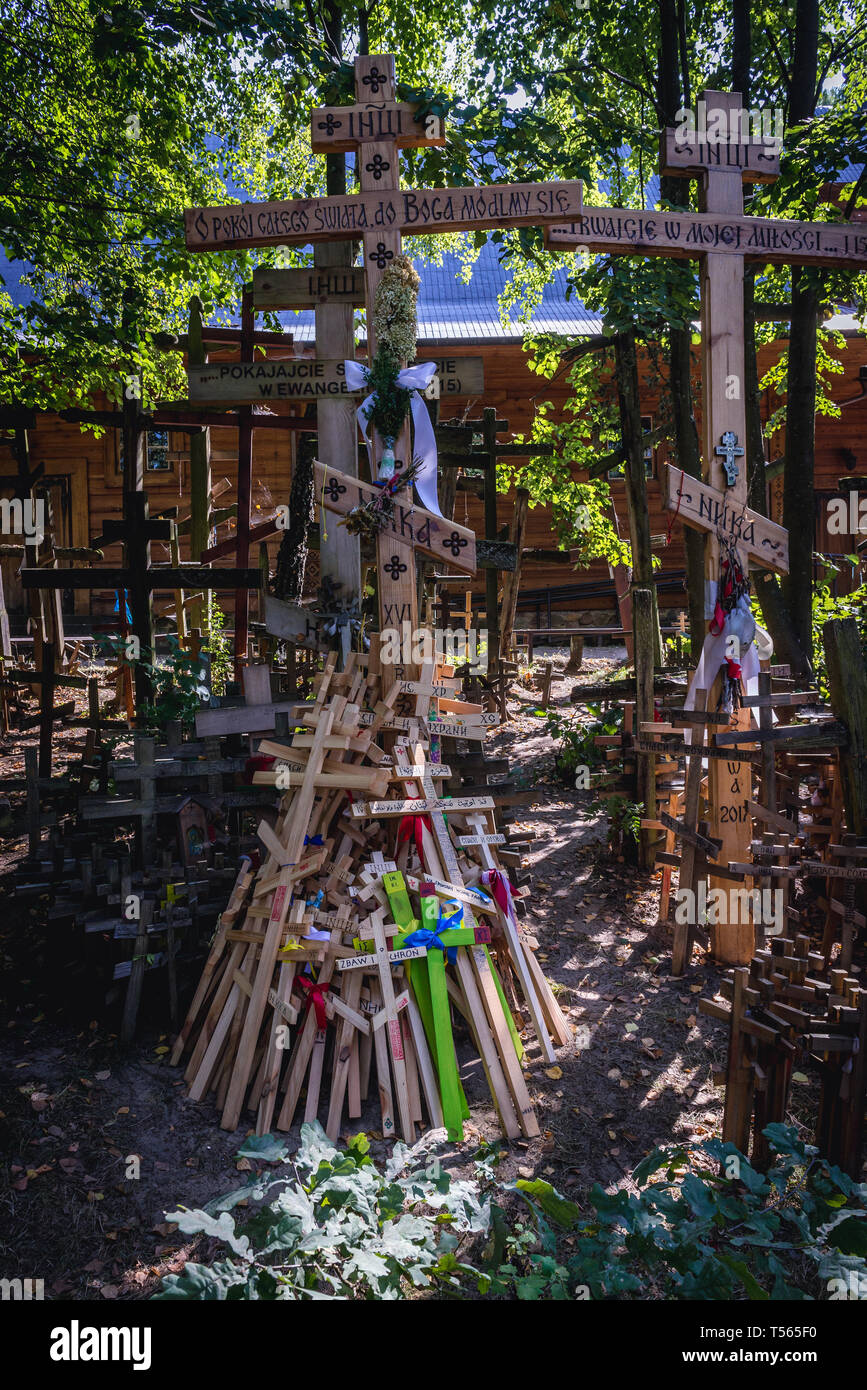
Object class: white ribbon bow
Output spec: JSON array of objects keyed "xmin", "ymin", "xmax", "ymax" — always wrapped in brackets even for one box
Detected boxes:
[{"xmin": 343, "ymin": 359, "xmax": 442, "ymax": 517}]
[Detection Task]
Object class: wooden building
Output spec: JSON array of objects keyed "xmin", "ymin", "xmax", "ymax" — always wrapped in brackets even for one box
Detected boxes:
[{"xmin": 2, "ymin": 242, "xmax": 866, "ymax": 633}]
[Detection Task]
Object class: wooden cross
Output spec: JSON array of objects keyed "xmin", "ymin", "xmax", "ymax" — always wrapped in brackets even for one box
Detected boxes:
[
  {"xmin": 21, "ymin": 491, "xmax": 260, "ymax": 708},
  {"xmin": 184, "ymin": 52, "xmax": 588, "ymax": 696},
  {"xmin": 4, "ymin": 640, "xmax": 88, "ymax": 776},
  {"xmin": 544, "ymin": 88, "xmax": 867, "ymax": 964}
]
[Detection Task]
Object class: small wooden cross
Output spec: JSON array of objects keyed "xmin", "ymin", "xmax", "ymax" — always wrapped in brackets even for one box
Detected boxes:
[{"xmin": 4, "ymin": 640, "xmax": 88, "ymax": 776}]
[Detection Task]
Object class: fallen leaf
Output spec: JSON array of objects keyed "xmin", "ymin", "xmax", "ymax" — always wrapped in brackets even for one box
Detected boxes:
[
  {"xmin": 544, "ymin": 1066, "xmax": 563, "ymax": 1080},
  {"xmin": 100, "ymin": 1285, "xmax": 119, "ymax": 1299}
]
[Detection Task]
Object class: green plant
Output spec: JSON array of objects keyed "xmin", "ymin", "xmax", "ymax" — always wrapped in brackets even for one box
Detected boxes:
[
  {"xmin": 811, "ymin": 561, "xmax": 867, "ymax": 700},
  {"xmin": 202, "ymin": 598, "xmax": 232, "ymax": 697},
  {"xmin": 97, "ymin": 633, "xmax": 210, "ymax": 735},
  {"xmin": 155, "ymin": 1125, "xmax": 867, "ymax": 1302},
  {"xmin": 479, "ymin": 1127, "xmax": 867, "ymax": 1302},
  {"xmin": 154, "ymin": 1124, "xmax": 491, "ymax": 1301},
  {"xmin": 603, "ymin": 794, "xmax": 643, "ymax": 847},
  {"xmin": 542, "ymin": 704, "xmax": 623, "ymax": 784}
]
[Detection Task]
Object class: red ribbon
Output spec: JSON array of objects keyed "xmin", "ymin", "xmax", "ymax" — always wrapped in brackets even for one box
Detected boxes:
[
  {"xmin": 243, "ymin": 754, "xmax": 275, "ymax": 784},
  {"xmin": 397, "ymin": 814, "xmax": 432, "ymax": 862},
  {"xmin": 709, "ymin": 600, "xmax": 726, "ymax": 636},
  {"xmin": 294, "ymin": 974, "xmax": 331, "ymax": 1030},
  {"xmin": 725, "ymin": 657, "xmax": 742, "ymax": 681},
  {"xmin": 483, "ymin": 868, "xmax": 517, "ymax": 920}
]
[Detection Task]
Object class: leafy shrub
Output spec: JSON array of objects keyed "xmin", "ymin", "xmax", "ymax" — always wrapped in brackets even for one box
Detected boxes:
[
  {"xmin": 812, "ymin": 563, "xmax": 867, "ymax": 700},
  {"xmin": 154, "ymin": 1124, "xmax": 491, "ymax": 1301},
  {"xmin": 480, "ymin": 1126, "xmax": 867, "ymax": 1301},
  {"xmin": 155, "ymin": 1124, "xmax": 867, "ymax": 1302},
  {"xmin": 542, "ymin": 703, "xmax": 623, "ymax": 784}
]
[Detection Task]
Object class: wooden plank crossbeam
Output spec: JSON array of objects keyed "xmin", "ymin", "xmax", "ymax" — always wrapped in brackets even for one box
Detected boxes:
[
  {"xmin": 185, "ymin": 181, "xmax": 584, "ymax": 251},
  {"xmin": 188, "ymin": 356, "xmax": 483, "ymax": 404},
  {"xmin": 661, "ymin": 125, "xmax": 780, "ymax": 182},
  {"xmin": 252, "ymin": 267, "xmax": 366, "ymax": 308},
  {"xmin": 313, "ymin": 460, "xmax": 476, "ymax": 574},
  {"xmin": 21, "ymin": 566, "xmax": 261, "ymax": 590},
  {"xmin": 662, "ymin": 464, "xmax": 789, "ymax": 573},
  {"xmin": 545, "ymin": 206, "xmax": 867, "ymax": 269},
  {"xmin": 310, "ymin": 100, "xmax": 447, "ymax": 152}
]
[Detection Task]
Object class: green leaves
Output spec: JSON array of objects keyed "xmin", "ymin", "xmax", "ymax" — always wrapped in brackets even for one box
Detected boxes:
[
  {"xmin": 237, "ymin": 1133, "xmax": 289, "ymax": 1164},
  {"xmin": 513, "ymin": 1177, "xmax": 581, "ymax": 1229}
]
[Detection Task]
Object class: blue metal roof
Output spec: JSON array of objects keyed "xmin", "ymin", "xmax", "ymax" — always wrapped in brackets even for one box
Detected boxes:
[{"xmin": 280, "ymin": 239, "xmax": 603, "ymax": 343}]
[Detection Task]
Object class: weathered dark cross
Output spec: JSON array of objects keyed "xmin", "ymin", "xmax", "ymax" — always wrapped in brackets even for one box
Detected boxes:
[
  {"xmin": 20, "ymin": 491, "xmax": 261, "ymax": 709},
  {"xmin": 3, "ymin": 640, "xmax": 88, "ymax": 775}
]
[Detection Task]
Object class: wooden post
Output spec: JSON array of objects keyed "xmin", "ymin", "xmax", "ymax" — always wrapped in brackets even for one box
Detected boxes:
[
  {"xmin": 824, "ymin": 618, "xmax": 867, "ymax": 836},
  {"xmin": 696, "ymin": 93, "xmax": 753, "ymax": 965},
  {"xmin": 482, "ymin": 407, "xmax": 500, "ymax": 673},
  {"xmin": 499, "ymin": 485, "xmax": 529, "ymax": 660},
  {"xmin": 353, "ymin": 55, "xmax": 418, "ymax": 699},
  {"xmin": 234, "ymin": 286, "xmax": 254, "ymax": 680},
  {"xmin": 633, "ymin": 586, "xmax": 656, "ymax": 868},
  {"xmin": 671, "ymin": 687, "xmax": 707, "ymax": 975},
  {"xmin": 187, "ymin": 296, "xmax": 211, "ymax": 630},
  {"xmin": 316, "ymin": 237, "xmax": 361, "ymax": 632}
]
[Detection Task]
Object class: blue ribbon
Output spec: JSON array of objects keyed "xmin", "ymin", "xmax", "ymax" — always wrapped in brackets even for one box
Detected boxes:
[
  {"xmin": 304, "ymin": 835, "xmax": 324, "ymax": 847},
  {"xmin": 403, "ymin": 900, "xmax": 464, "ymax": 964}
]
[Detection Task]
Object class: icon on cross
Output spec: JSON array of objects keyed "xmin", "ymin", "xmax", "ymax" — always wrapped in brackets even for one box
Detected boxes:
[
  {"xmin": 370, "ymin": 242, "xmax": 394, "ymax": 270},
  {"xmin": 442, "ymin": 531, "xmax": 469, "ymax": 558},
  {"xmin": 715, "ymin": 430, "xmax": 745, "ymax": 487}
]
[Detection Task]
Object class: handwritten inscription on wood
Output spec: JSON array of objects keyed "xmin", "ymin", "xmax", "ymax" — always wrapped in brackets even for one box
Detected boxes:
[
  {"xmin": 311, "ymin": 101, "xmax": 446, "ymax": 152},
  {"xmin": 545, "ymin": 206, "xmax": 867, "ymax": 270},
  {"xmin": 662, "ymin": 464, "xmax": 789, "ymax": 574},
  {"xmin": 188, "ymin": 356, "xmax": 484, "ymax": 403},
  {"xmin": 661, "ymin": 127, "xmax": 780, "ymax": 182},
  {"xmin": 185, "ymin": 181, "xmax": 584, "ymax": 251},
  {"xmin": 314, "ymin": 461, "xmax": 477, "ymax": 575},
  {"xmin": 252, "ymin": 267, "xmax": 365, "ymax": 309}
]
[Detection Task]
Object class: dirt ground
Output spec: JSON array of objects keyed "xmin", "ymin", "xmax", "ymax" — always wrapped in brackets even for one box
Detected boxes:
[{"xmin": 0, "ymin": 650, "xmax": 830, "ymax": 1299}]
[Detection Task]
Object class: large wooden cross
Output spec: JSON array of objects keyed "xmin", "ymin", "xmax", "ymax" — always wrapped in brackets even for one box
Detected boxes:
[
  {"xmin": 184, "ymin": 51, "xmax": 585, "ymax": 694},
  {"xmin": 546, "ymin": 90, "xmax": 867, "ymax": 965}
]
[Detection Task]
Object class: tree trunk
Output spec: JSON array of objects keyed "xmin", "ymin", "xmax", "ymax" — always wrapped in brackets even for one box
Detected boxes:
[
  {"xmin": 658, "ymin": 0, "xmax": 704, "ymax": 660},
  {"xmin": 758, "ymin": 0, "xmax": 822, "ymax": 677}
]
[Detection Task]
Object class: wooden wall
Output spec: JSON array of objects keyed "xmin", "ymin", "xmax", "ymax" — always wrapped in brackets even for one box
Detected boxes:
[{"xmin": 4, "ymin": 330, "xmax": 866, "ymax": 627}]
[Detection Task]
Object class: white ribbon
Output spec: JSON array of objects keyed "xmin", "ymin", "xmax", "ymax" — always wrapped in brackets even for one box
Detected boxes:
[{"xmin": 344, "ymin": 359, "xmax": 442, "ymax": 517}]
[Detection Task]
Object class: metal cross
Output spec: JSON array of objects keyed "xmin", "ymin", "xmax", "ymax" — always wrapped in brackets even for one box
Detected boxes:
[{"xmin": 715, "ymin": 430, "xmax": 745, "ymax": 487}]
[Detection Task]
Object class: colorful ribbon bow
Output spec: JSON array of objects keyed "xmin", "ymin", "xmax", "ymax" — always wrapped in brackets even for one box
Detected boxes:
[
  {"xmin": 403, "ymin": 899, "xmax": 464, "ymax": 964},
  {"xmin": 294, "ymin": 974, "xmax": 331, "ymax": 1030},
  {"xmin": 397, "ymin": 813, "xmax": 432, "ymax": 862},
  {"xmin": 482, "ymin": 868, "xmax": 517, "ymax": 922},
  {"xmin": 343, "ymin": 358, "xmax": 442, "ymax": 516}
]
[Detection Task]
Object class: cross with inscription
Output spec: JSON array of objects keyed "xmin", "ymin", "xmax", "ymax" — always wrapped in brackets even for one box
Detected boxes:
[
  {"xmin": 546, "ymin": 89, "xmax": 867, "ymax": 966},
  {"xmin": 184, "ymin": 52, "xmax": 585, "ymax": 698}
]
